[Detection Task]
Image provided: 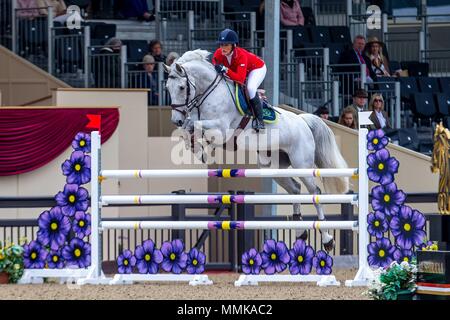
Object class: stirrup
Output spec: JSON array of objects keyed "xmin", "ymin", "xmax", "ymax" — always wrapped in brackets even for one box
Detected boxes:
[{"xmin": 252, "ymin": 118, "xmax": 265, "ymax": 131}]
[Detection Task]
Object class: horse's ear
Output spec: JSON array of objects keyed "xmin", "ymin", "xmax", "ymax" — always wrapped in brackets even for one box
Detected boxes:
[
  {"xmin": 175, "ymin": 63, "xmax": 184, "ymax": 75},
  {"xmin": 163, "ymin": 63, "xmax": 171, "ymax": 73}
]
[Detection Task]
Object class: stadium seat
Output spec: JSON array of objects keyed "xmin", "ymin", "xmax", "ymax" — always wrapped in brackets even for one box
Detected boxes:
[
  {"xmin": 399, "ymin": 77, "xmax": 418, "ymax": 101},
  {"xmin": 302, "ymin": 7, "xmax": 316, "ymax": 26},
  {"xmin": 439, "ymin": 77, "xmax": 450, "ymax": 93},
  {"xmin": 327, "ymin": 43, "xmax": 346, "ymax": 64},
  {"xmin": 398, "ymin": 128, "xmax": 420, "ymax": 151},
  {"xmin": 329, "ymin": 26, "xmax": 351, "ymax": 44},
  {"xmin": 389, "ymin": 60, "xmax": 401, "ymax": 73},
  {"xmin": 308, "ymin": 26, "xmax": 331, "ymax": 45},
  {"xmin": 401, "ymin": 61, "xmax": 429, "ymax": 77},
  {"xmin": 412, "ymin": 93, "xmax": 437, "ymax": 119},
  {"xmin": 435, "ymin": 93, "xmax": 450, "ymax": 118},
  {"xmin": 91, "ymin": 23, "xmax": 116, "ymax": 43},
  {"xmin": 292, "ymin": 26, "xmax": 312, "ymax": 48},
  {"xmin": 375, "ymin": 77, "xmax": 397, "ymax": 92},
  {"xmin": 418, "ymin": 77, "xmax": 440, "ymax": 93},
  {"xmin": 124, "ymin": 40, "xmax": 148, "ymax": 62}
]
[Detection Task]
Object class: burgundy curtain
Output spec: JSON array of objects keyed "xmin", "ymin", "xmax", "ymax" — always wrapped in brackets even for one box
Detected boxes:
[{"xmin": 0, "ymin": 108, "xmax": 119, "ymax": 176}]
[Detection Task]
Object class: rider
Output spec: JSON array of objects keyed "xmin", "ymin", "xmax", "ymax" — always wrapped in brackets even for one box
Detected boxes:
[{"xmin": 212, "ymin": 28, "xmax": 267, "ymax": 131}]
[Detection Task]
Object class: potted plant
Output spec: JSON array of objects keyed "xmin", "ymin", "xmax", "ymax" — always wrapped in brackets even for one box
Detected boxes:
[
  {"xmin": 367, "ymin": 260, "xmax": 418, "ymax": 300},
  {"xmin": 0, "ymin": 241, "xmax": 25, "ymax": 284}
]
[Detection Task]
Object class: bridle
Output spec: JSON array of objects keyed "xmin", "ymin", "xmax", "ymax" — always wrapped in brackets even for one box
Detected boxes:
[{"xmin": 170, "ymin": 65, "xmax": 223, "ymax": 121}]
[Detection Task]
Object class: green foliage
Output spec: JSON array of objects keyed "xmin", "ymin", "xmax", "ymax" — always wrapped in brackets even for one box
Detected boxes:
[
  {"xmin": 367, "ymin": 260, "xmax": 417, "ymax": 300},
  {"xmin": 0, "ymin": 240, "xmax": 25, "ymax": 284}
]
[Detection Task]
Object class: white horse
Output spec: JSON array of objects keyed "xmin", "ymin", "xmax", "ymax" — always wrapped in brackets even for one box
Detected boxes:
[{"xmin": 164, "ymin": 49, "xmax": 349, "ymax": 251}]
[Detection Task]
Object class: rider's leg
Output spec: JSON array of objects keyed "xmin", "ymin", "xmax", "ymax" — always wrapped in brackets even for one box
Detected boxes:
[{"xmin": 247, "ymin": 65, "xmax": 267, "ymax": 131}]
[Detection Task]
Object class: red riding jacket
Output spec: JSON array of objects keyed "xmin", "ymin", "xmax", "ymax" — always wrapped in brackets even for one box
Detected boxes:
[{"xmin": 212, "ymin": 47, "xmax": 265, "ymax": 85}]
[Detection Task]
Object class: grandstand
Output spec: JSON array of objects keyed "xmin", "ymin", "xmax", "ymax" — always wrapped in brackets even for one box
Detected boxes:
[{"xmin": 1, "ymin": 0, "xmax": 450, "ymax": 155}]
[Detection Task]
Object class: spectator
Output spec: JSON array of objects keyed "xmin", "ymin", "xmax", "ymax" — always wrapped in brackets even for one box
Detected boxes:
[
  {"xmin": 368, "ymin": 93, "xmax": 391, "ymax": 130},
  {"xmin": 17, "ymin": 0, "xmax": 41, "ymax": 18},
  {"xmin": 118, "ymin": 0, "xmax": 155, "ymax": 22},
  {"xmin": 100, "ymin": 37, "xmax": 122, "ymax": 53},
  {"xmin": 166, "ymin": 52, "xmax": 180, "ymax": 66},
  {"xmin": 149, "ymin": 40, "xmax": 167, "ymax": 63},
  {"xmin": 338, "ymin": 106, "xmax": 357, "ymax": 129},
  {"xmin": 131, "ymin": 54, "xmax": 159, "ymax": 105},
  {"xmin": 313, "ymin": 106, "xmax": 330, "ymax": 120},
  {"xmin": 338, "ymin": 35, "xmax": 377, "ymax": 83},
  {"xmin": 280, "ymin": 0, "xmax": 304, "ymax": 27},
  {"xmin": 344, "ymin": 88, "xmax": 368, "ymax": 128},
  {"xmin": 36, "ymin": 0, "xmax": 67, "ymax": 17},
  {"xmin": 365, "ymin": 37, "xmax": 391, "ymax": 77}
]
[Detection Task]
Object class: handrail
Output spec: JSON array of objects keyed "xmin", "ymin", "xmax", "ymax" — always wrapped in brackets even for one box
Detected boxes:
[{"xmin": 19, "ymin": 94, "xmax": 52, "ymax": 106}]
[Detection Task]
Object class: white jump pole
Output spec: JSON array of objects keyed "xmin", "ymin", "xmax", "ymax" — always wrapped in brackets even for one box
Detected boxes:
[
  {"xmin": 100, "ymin": 194, "xmax": 358, "ymax": 205},
  {"xmin": 101, "ymin": 220, "xmax": 359, "ymax": 231},
  {"xmin": 101, "ymin": 168, "xmax": 358, "ymax": 179}
]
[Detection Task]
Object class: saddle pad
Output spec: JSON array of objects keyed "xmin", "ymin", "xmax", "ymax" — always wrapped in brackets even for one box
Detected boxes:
[{"xmin": 234, "ymin": 84, "xmax": 277, "ymax": 124}]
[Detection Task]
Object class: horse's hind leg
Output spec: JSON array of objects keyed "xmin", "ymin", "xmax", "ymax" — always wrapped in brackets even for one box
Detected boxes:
[{"xmin": 300, "ymin": 177, "xmax": 335, "ymax": 252}]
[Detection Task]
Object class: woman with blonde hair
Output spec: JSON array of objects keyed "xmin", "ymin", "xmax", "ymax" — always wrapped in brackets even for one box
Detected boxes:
[
  {"xmin": 338, "ymin": 106, "xmax": 357, "ymax": 129},
  {"xmin": 368, "ymin": 93, "xmax": 391, "ymax": 130},
  {"xmin": 365, "ymin": 37, "xmax": 391, "ymax": 77}
]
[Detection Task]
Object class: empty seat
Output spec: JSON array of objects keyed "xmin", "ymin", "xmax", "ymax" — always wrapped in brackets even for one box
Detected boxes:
[
  {"xmin": 401, "ymin": 61, "xmax": 429, "ymax": 77},
  {"xmin": 308, "ymin": 26, "xmax": 330, "ymax": 45},
  {"xmin": 399, "ymin": 77, "xmax": 418, "ymax": 101},
  {"xmin": 389, "ymin": 60, "xmax": 401, "ymax": 73},
  {"xmin": 435, "ymin": 93, "xmax": 450, "ymax": 118},
  {"xmin": 376, "ymin": 77, "xmax": 397, "ymax": 92},
  {"xmin": 412, "ymin": 93, "xmax": 437, "ymax": 119},
  {"xmin": 329, "ymin": 26, "xmax": 351, "ymax": 44},
  {"xmin": 418, "ymin": 77, "xmax": 440, "ymax": 93},
  {"xmin": 439, "ymin": 77, "xmax": 450, "ymax": 93},
  {"xmin": 292, "ymin": 26, "xmax": 311, "ymax": 48},
  {"xmin": 398, "ymin": 128, "xmax": 420, "ymax": 151},
  {"xmin": 327, "ymin": 43, "xmax": 345, "ymax": 64},
  {"xmin": 302, "ymin": 7, "xmax": 316, "ymax": 26},
  {"xmin": 91, "ymin": 23, "xmax": 116, "ymax": 43},
  {"xmin": 125, "ymin": 40, "xmax": 148, "ymax": 62}
]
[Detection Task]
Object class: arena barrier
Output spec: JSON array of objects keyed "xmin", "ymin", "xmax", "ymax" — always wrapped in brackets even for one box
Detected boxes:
[{"xmin": 19, "ymin": 113, "xmax": 375, "ymax": 287}]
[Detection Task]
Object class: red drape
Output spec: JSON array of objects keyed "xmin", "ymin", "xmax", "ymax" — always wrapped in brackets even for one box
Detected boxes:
[{"xmin": 0, "ymin": 108, "xmax": 119, "ymax": 176}]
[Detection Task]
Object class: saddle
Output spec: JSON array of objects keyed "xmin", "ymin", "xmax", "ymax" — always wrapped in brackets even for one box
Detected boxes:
[{"xmin": 234, "ymin": 83, "xmax": 278, "ymax": 124}]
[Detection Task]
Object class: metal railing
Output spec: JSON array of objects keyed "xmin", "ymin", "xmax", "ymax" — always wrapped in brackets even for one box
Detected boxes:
[
  {"xmin": 158, "ymin": 10, "xmax": 191, "ymax": 55},
  {"xmin": 125, "ymin": 62, "xmax": 166, "ymax": 106},
  {"xmin": 421, "ymin": 49, "xmax": 450, "ymax": 77},
  {"xmin": 384, "ymin": 30, "xmax": 425, "ymax": 63},
  {"xmin": 327, "ymin": 63, "xmax": 366, "ymax": 110}
]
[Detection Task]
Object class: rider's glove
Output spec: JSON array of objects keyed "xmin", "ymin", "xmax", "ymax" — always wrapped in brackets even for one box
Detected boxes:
[{"xmin": 215, "ymin": 64, "xmax": 227, "ymax": 74}]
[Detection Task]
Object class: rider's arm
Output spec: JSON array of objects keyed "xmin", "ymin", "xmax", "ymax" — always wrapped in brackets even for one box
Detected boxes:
[{"xmin": 225, "ymin": 54, "xmax": 247, "ymax": 85}]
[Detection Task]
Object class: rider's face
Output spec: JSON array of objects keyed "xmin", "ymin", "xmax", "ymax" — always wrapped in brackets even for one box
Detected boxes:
[{"xmin": 220, "ymin": 44, "xmax": 233, "ymax": 55}]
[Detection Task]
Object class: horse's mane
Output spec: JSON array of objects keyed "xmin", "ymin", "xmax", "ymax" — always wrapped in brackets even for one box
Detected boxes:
[{"xmin": 176, "ymin": 49, "xmax": 211, "ymax": 65}]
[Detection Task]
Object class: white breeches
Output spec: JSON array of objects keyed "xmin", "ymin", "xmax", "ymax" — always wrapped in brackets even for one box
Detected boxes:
[{"xmin": 247, "ymin": 64, "xmax": 267, "ymax": 99}]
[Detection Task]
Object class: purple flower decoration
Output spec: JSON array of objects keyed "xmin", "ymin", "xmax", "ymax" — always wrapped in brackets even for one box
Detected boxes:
[
  {"xmin": 23, "ymin": 241, "xmax": 48, "ymax": 269},
  {"xmin": 417, "ymin": 240, "xmax": 433, "ymax": 251},
  {"xmin": 55, "ymin": 184, "xmax": 89, "ymax": 217},
  {"xmin": 312, "ymin": 250, "xmax": 333, "ymax": 275},
  {"xmin": 241, "ymin": 248, "xmax": 263, "ymax": 275},
  {"xmin": 393, "ymin": 248, "xmax": 413, "ymax": 263},
  {"xmin": 37, "ymin": 206, "xmax": 71, "ymax": 251},
  {"xmin": 61, "ymin": 151, "xmax": 91, "ymax": 185},
  {"xmin": 367, "ymin": 129, "xmax": 389, "ymax": 151},
  {"xmin": 186, "ymin": 248, "xmax": 206, "ymax": 274},
  {"xmin": 367, "ymin": 211, "xmax": 389, "ymax": 239},
  {"xmin": 367, "ymin": 149, "xmax": 399, "ymax": 185},
  {"xmin": 261, "ymin": 240, "xmax": 290, "ymax": 275},
  {"xmin": 62, "ymin": 238, "xmax": 91, "ymax": 268},
  {"xmin": 390, "ymin": 205, "xmax": 426, "ymax": 250},
  {"xmin": 117, "ymin": 250, "xmax": 136, "ymax": 274},
  {"xmin": 47, "ymin": 250, "xmax": 65, "ymax": 269},
  {"xmin": 135, "ymin": 240, "xmax": 163, "ymax": 274},
  {"xmin": 72, "ymin": 132, "xmax": 91, "ymax": 153},
  {"xmin": 161, "ymin": 239, "xmax": 188, "ymax": 274},
  {"xmin": 288, "ymin": 239, "xmax": 315, "ymax": 275},
  {"xmin": 368, "ymin": 238, "xmax": 396, "ymax": 268},
  {"xmin": 72, "ymin": 211, "xmax": 91, "ymax": 239},
  {"xmin": 371, "ymin": 183, "xmax": 406, "ymax": 217}
]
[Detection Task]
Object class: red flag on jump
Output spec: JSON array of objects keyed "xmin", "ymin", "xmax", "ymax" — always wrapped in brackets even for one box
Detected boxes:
[{"xmin": 86, "ymin": 114, "xmax": 101, "ymax": 131}]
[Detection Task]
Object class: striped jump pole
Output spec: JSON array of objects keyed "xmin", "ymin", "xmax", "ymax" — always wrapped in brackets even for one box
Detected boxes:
[
  {"xmin": 101, "ymin": 220, "xmax": 359, "ymax": 231},
  {"xmin": 100, "ymin": 194, "xmax": 358, "ymax": 206},
  {"xmin": 100, "ymin": 168, "xmax": 358, "ymax": 179}
]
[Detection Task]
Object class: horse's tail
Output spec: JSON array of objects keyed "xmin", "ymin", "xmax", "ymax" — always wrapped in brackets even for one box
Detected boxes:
[{"xmin": 301, "ymin": 114, "xmax": 350, "ymax": 194}]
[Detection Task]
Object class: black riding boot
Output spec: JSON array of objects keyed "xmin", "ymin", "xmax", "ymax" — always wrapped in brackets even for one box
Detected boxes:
[{"xmin": 250, "ymin": 95, "xmax": 265, "ymax": 131}]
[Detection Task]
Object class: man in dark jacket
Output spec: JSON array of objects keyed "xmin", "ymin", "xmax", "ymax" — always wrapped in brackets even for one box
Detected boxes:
[{"xmin": 338, "ymin": 35, "xmax": 377, "ymax": 82}]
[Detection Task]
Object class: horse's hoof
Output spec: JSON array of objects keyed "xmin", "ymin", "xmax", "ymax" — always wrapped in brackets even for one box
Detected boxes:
[
  {"xmin": 296, "ymin": 230, "xmax": 308, "ymax": 241},
  {"xmin": 323, "ymin": 239, "xmax": 335, "ymax": 252}
]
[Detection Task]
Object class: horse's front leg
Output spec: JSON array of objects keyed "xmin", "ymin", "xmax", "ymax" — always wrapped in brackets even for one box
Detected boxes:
[{"xmin": 194, "ymin": 119, "xmax": 230, "ymax": 146}]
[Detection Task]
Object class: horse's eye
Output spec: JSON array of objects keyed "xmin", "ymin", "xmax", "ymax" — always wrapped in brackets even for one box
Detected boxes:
[{"xmin": 179, "ymin": 86, "xmax": 185, "ymax": 90}]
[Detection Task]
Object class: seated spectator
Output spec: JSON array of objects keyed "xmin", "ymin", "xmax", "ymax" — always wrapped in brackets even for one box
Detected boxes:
[
  {"xmin": 100, "ymin": 37, "xmax": 122, "ymax": 53},
  {"xmin": 17, "ymin": 0, "xmax": 41, "ymax": 19},
  {"xmin": 344, "ymin": 88, "xmax": 368, "ymax": 128},
  {"xmin": 280, "ymin": 0, "xmax": 304, "ymax": 27},
  {"xmin": 166, "ymin": 52, "xmax": 180, "ymax": 66},
  {"xmin": 117, "ymin": 0, "xmax": 154, "ymax": 22},
  {"xmin": 338, "ymin": 106, "xmax": 357, "ymax": 129},
  {"xmin": 131, "ymin": 54, "xmax": 159, "ymax": 105},
  {"xmin": 36, "ymin": 0, "xmax": 67, "ymax": 17},
  {"xmin": 313, "ymin": 106, "xmax": 330, "ymax": 120},
  {"xmin": 365, "ymin": 37, "xmax": 391, "ymax": 77},
  {"xmin": 368, "ymin": 93, "xmax": 391, "ymax": 130},
  {"xmin": 149, "ymin": 40, "xmax": 167, "ymax": 63},
  {"xmin": 338, "ymin": 35, "xmax": 376, "ymax": 83}
]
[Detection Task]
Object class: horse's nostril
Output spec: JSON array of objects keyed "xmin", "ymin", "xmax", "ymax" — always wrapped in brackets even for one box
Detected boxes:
[{"xmin": 177, "ymin": 120, "xmax": 183, "ymax": 127}]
